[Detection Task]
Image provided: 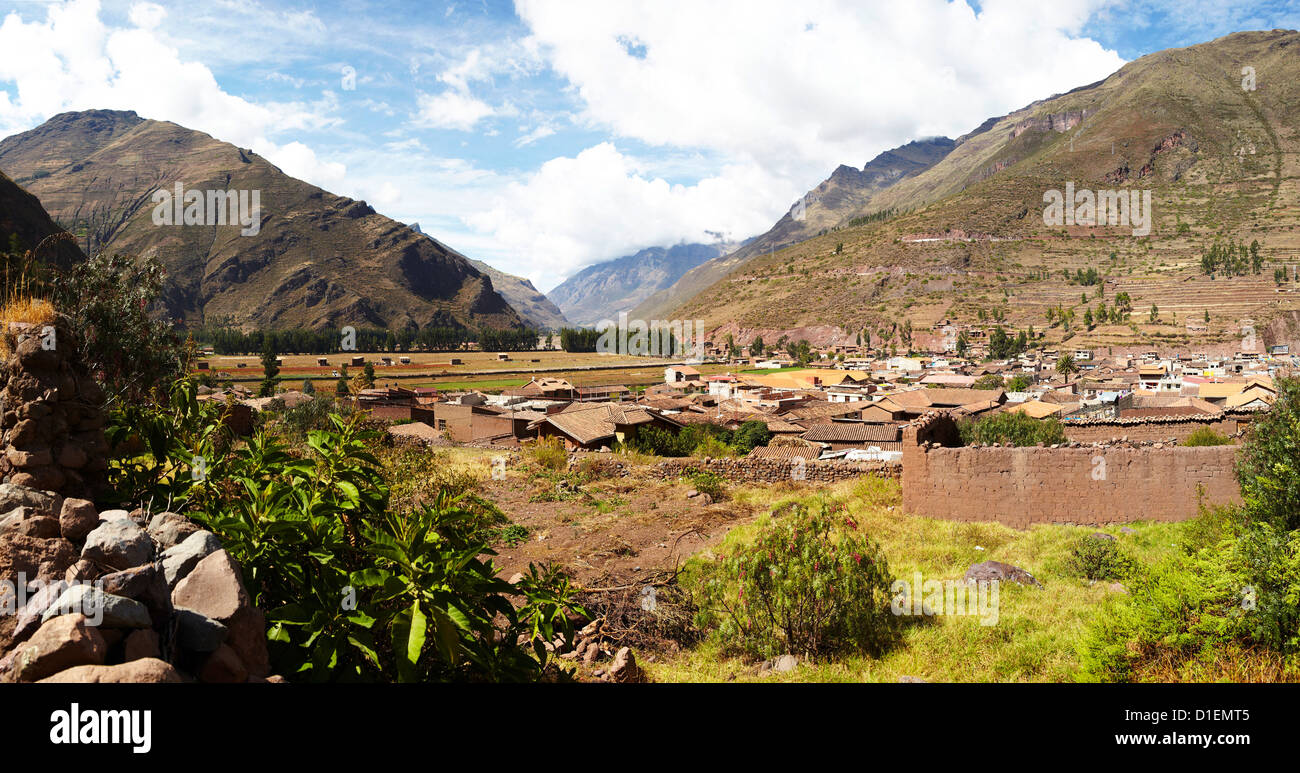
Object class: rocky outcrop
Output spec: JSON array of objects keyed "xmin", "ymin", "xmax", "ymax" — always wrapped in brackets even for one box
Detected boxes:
[{"xmin": 0, "ymin": 488, "xmax": 275, "ymax": 683}]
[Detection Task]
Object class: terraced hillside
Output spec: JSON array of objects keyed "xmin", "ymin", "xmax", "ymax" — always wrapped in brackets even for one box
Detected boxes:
[{"xmin": 668, "ymin": 30, "xmax": 1300, "ymax": 354}]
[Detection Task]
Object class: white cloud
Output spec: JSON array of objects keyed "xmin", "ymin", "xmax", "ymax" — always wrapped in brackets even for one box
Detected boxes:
[
  {"xmin": 459, "ymin": 0, "xmax": 1128, "ymax": 288},
  {"xmin": 464, "ymin": 142, "xmax": 782, "ymax": 290},
  {"xmin": 413, "ymin": 89, "xmax": 497, "ymax": 131},
  {"xmin": 128, "ymin": 2, "xmax": 166, "ymax": 30}
]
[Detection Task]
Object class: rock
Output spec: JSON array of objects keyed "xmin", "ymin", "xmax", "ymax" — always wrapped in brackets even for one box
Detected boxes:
[
  {"xmin": 0, "ymin": 510, "xmax": 60, "ymax": 538},
  {"xmin": 38, "ymin": 658, "xmax": 183, "ymax": 683},
  {"xmin": 97, "ymin": 509, "xmax": 133, "ymax": 522},
  {"xmin": 1107, "ymin": 582, "xmax": 1128, "ymax": 594},
  {"xmin": 99, "ymin": 564, "xmax": 158, "ymax": 599},
  {"xmin": 81, "ymin": 518, "xmax": 153, "ymax": 571},
  {"xmin": 898, "ymin": 675, "xmax": 928, "ymax": 683},
  {"xmin": 172, "ymin": 550, "xmax": 249, "ymax": 622},
  {"xmin": 0, "ymin": 533, "xmax": 78, "ymax": 585},
  {"xmin": 686, "ymin": 489, "xmax": 699, "ymax": 498},
  {"xmin": 42, "ymin": 584, "xmax": 152, "ymax": 629},
  {"xmin": 124, "ymin": 628, "xmax": 161, "ymax": 661},
  {"xmin": 767, "ymin": 654, "xmax": 798, "ymax": 673},
  {"xmin": 700, "ymin": 494, "xmax": 714, "ymax": 505},
  {"xmin": 1089, "ymin": 532, "xmax": 1117, "ymax": 541},
  {"xmin": 12, "ymin": 580, "xmax": 68, "ymax": 642},
  {"xmin": 582, "ymin": 641, "xmax": 601, "ymax": 665},
  {"xmin": 198, "ymin": 643, "xmax": 249, "ymax": 683},
  {"xmin": 64, "ymin": 559, "xmax": 98, "ymax": 583},
  {"xmin": 224, "ymin": 604, "xmax": 270, "ymax": 680},
  {"xmin": 963, "ymin": 560, "xmax": 1042, "ymax": 588},
  {"xmin": 0, "ymin": 483, "xmax": 62, "ymax": 516},
  {"xmin": 507, "ymin": 572, "xmax": 525, "ymax": 584},
  {"xmin": 609, "ymin": 646, "xmax": 645, "ymax": 683},
  {"xmin": 58, "ymin": 498, "xmax": 99, "ymax": 541},
  {"xmin": 160, "ymin": 530, "xmax": 222, "ymax": 587},
  {"xmin": 11, "ymin": 613, "xmax": 107, "ymax": 682},
  {"xmin": 1120, "ymin": 527, "xmax": 1137, "ymax": 535},
  {"xmin": 174, "ymin": 607, "xmax": 228, "ymax": 652},
  {"xmin": 147, "ymin": 512, "xmax": 201, "ymax": 550}
]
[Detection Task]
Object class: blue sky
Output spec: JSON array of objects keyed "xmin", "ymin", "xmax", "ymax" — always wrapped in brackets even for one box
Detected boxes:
[{"xmin": 1, "ymin": 0, "xmax": 1297, "ymax": 292}]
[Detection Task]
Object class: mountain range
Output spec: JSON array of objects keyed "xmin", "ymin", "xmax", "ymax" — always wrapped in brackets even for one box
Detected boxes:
[{"xmin": 548, "ymin": 241, "xmax": 741, "ymax": 326}]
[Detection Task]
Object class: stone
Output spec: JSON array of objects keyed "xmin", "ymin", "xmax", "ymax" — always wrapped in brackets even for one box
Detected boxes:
[
  {"xmin": 0, "ymin": 510, "xmax": 60, "ymax": 538},
  {"xmin": 1089, "ymin": 532, "xmax": 1117, "ymax": 541},
  {"xmin": 38, "ymin": 658, "xmax": 183, "ymax": 683},
  {"xmin": 81, "ymin": 518, "xmax": 153, "ymax": 571},
  {"xmin": 609, "ymin": 646, "xmax": 645, "ymax": 683},
  {"xmin": 0, "ymin": 483, "xmax": 62, "ymax": 515},
  {"xmin": 0, "ymin": 533, "xmax": 78, "ymax": 585},
  {"xmin": 1120, "ymin": 527, "xmax": 1138, "ymax": 535},
  {"xmin": 224, "ymin": 604, "xmax": 270, "ymax": 680},
  {"xmin": 124, "ymin": 628, "xmax": 161, "ymax": 661},
  {"xmin": 174, "ymin": 607, "xmax": 228, "ymax": 652},
  {"xmin": 64, "ymin": 559, "xmax": 99, "ymax": 583},
  {"xmin": 99, "ymin": 564, "xmax": 158, "ymax": 599},
  {"xmin": 96, "ymin": 509, "xmax": 132, "ymax": 522},
  {"xmin": 12, "ymin": 580, "xmax": 68, "ymax": 642},
  {"xmin": 172, "ymin": 550, "xmax": 249, "ymax": 622},
  {"xmin": 1107, "ymin": 582, "xmax": 1128, "ymax": 594},
  {"xmin": 42, "ymin": 584, "xmax": 152, "ymax": 629},
  {"xmin": 11, "ymin": 613, "xmax": 107, "ymax": 682},
  {"xmin": 768, "ymin": 654, "xmax": 798, "ymax": 673},
  {"xmin": 898, "ymin": 675, "xmax": 928, "ymax": 683},
  {"xmin": 199, "ymin": 643, "xmax": 249, "ymax": 683},
  {"xmin": 161, "ymin": 530, "xmax": 222, "ymax": 587},
  {"xmin": 57, "ymin": 445, "xmax": 88, "ymax": 469},
  {"xmin": 963, "ymin": 560, "xmax": 1043, "ymax": 588},
  {"xmin": 147, "ymin": 512, "xmax": 201, "ymax": 550},
  {"xmin": 58, "ymin": 498, "xmax": 99, "ymax": 541}
]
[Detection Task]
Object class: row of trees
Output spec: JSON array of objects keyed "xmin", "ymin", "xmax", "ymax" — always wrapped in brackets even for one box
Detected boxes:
[{"xmin": 198, "ymin": 324, "xmax": 540, "ymax": 355}]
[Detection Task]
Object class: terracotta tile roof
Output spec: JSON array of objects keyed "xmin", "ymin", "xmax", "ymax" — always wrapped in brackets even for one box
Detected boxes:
[
  {"xmin": 800, "ymin": 423, "xmax": 901, "ymax": 443},
  {"xmin": 747, "ymin": 445, "xmax": 821, "ymax": 461}
]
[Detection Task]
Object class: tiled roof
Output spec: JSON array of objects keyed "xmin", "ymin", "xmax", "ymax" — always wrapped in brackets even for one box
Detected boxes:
[
  {"xmin": 800, "ymin": 423, "xmax": 901, "ymax": 443},
  {"xmin": 747, "ymin": 445, "xmax": 821, "ymax": 461}
]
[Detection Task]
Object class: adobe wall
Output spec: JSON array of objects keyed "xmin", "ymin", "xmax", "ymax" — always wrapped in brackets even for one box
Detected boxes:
[
  {"xmin": 561, "ymin": 452, "xmax": 901, "ymax": 485},
  {"xmin": 902, "ymin": 413, "xmax": 1241, "ymax": 528}
]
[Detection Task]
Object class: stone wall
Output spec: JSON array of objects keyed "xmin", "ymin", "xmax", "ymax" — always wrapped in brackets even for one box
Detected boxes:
[
  {"xmin": 651, "ymin": 457, "xmax": 900, "ymax": 484},
  {"xmin": 902, "ymin": 413, "xmax": 1241, "ymax": 528},
  {"xmin": 0, "ymin": 318, "xmax": 109, "ymax": 498}
]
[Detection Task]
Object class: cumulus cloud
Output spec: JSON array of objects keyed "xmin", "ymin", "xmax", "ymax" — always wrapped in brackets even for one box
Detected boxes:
[
  {"xmin": 0, "ymin": 0, "xmax": 343, "ymax": 187},
  {"xmin": 414, "ymin": 90, "xmax": 499, "ymax": 131},
  {"xmin": 467, "ymin": 0, "xmax": 1127, "ymax": 288},
  {"xmin": 464, "ymin": 142, "xmax": 784, "ymax": 289}
]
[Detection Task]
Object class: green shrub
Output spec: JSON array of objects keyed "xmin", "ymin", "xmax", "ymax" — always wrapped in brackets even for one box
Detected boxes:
[
  {"xmin": 687, "ymin": 470, "xmax": 727, "ymax": 501},
  {"xmin": 1235, "ymin": 377, "xmax": 1300, "ymax": 531},
  {"xmin": 691, "ymin": 500, "xmax": 898, "ymax": 660},
  {"xmin": 1065, "ymin": 534, "xmax": 1138, "ymax": 581},
  {"xmin": 1183, "ymin": 426, "xmax": 1231, "ymax": 446},
  {"xmin": 958, "ymin": 411, "xmax": 1067, "ymax": 447},
  {"xmin": 499, "ymin": 523, "xmax": 530, "ymax": 547}
]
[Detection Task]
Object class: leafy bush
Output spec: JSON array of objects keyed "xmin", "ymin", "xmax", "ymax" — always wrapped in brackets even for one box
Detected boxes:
[
  {"xmin": 687, "ymin": 470, "xmax": 726, "ymax": 501},
  {"xmin": 691, "ymin": 500, "xmax": 898, "ymax": 660},
  {"xmin": 1065, "ymin": 535, "xmax": 1138, "ymax": 581},
  {"xmin": 499, "ymin": 524, "xmax": 530, "ymax": 546},
  {"xmin": 958, "ymin": 411, "xmax": 1067, "ymax": 447},
  {"xmin": 630, "ymin": 420, "xmax": 771, "ymax": 458},
  {"xmin": 1183, "ymin": 426, "xmax": 1231, "ymax": 446},
  {"xmin": 108, "ymin": 385, "xmax": 585, "ymax": 682},
  {"xmin": 1236, "ymin": 377, "xmax": 1300, "ymax": 531}
]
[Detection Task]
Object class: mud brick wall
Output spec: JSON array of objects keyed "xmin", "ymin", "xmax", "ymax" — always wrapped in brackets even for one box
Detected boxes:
[
  {"xmin": 902, "ymin": 413, "xmax": 1241, "ymax": 528},
  {"xmin": 651, "ymin": 457, "xmax": 901, "ymax": 484},
  {"xmin": 1060, "ymin": 414, "xmax": 1250, "ymax": 444}
]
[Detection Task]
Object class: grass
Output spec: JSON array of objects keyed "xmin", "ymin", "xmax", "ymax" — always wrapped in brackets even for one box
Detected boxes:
[
  {"xmin": 0, "ymin": 296, "xmax": 57, "ymax": 357},
  {"xmin": 646, "ymin": 476, "xmax": 1189, "ymax": 683}
]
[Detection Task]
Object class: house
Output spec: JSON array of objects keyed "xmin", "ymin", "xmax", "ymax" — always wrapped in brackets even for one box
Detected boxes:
[
  {"xmin": 429, "ymin": 403, "xmax": 544, "ymax": 442},
  {"xmin": 503, "ymin": 377, "xmax": 577, "ymax": 400},
  {"xmin": 665, "ymin": 365, "xmax": 701, "ymax": 384},
  {"xmin": 575, "ymin": 384, "xmax": 631, "ymax": 402},
  {"xmin": 799, "ymin": 423, "xmax": 902, "ymax": 452},
  {"xmin": 529, "ymin": 403, "xmax": 683, "ymax": 450}
]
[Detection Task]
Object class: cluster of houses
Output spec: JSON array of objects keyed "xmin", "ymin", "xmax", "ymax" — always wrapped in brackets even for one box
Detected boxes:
[{"xmin": 194, "ymin": 341, "xmax": 1292, "ymax": 460}]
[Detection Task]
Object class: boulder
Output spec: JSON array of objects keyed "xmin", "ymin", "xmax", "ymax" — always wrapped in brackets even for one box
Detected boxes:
[
  {"xmin": 38, "ymin": 658, "xmax": 183, "ymax": 683},
  {"xmin": 0, "ymin": 533, "xmax": 78, "ymax": 584},
  {"xmin": 81, "ymin": 518, "xmax": 153, "ymax": 571},
  {"xmin": 11, "ymin": 613, "xmax": 107, "ymax": 682},
  {"xmin": 147, "ymin": 512, "xmax": 201, "ymax": 551},
  {"xmin": 963, "ymin": 560, "xmax": 1043, "ymax": 588},
  {"xmin": 63, "ymin": 559, "xmax": 99, "ymax": 583},
  {"xmin": 42, "ymin": 584, "xmax": 152, "ymax": 629},
  {"xmin": 99, "ymin": 564, "xmax": 159, "ymax": 599},
  {"xmin": 58, "ymin": 498, "xmax": 99, "ymax": 542},
  {"xmin": 161, "ymin": 530, "xmax": 222, "ymax": 587},
  {"xmin": 12, "ymin": 580, "xmax": 68, "ymax": 642},
  {"xmin": 0, "ymin": 510, "xmax": 60, "ymax": 538},
  {"xmin": 0, "ymin": 483, "xmax": 62, "ymax": 516},
  {"xmin": 199, "ymin": 643, "xmax": 249, "ymax": 683},
  {"xmin": 174, "ymin": 607, "xmax": 228, "ymax": 653},
  {"xmin": 123, "ymin": 629, "xmax": 161, "ymax": 662}
]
